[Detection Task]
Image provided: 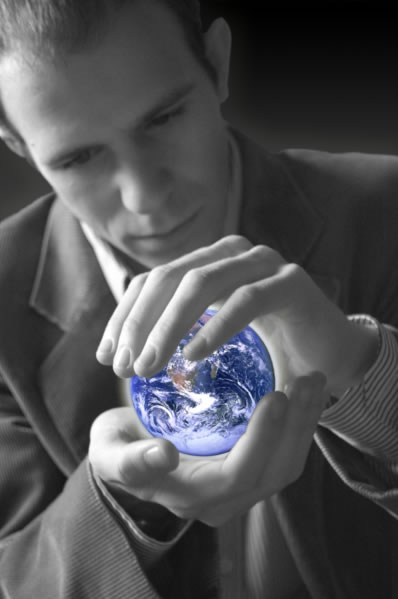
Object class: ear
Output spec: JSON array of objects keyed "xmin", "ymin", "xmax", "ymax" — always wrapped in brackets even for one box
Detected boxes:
[
  {"xmin": 1, "ymin": 131, "xmax": 26, "ymax": 158},
  {"xmin": 203, "ymin": 18, "xmax": 232, "ymax": 103},
  {"xmin": 0, "ymin": 130, "xmax": 36, "ymax": 167}
]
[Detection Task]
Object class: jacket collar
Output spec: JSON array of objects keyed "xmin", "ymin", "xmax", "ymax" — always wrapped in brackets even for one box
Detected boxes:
[
  {"xmin": 29, "ymin": 197, "xmax": 115, "ymax": 332},
  {"xmin": 28, "ymin": 198, "xmax": 117, "ymax": 468}
]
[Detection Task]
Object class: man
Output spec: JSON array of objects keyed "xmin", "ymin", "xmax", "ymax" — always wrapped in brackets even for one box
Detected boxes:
[{"xmin": 0, "ymin": 1, "xmax": 397, "ymax": 597}]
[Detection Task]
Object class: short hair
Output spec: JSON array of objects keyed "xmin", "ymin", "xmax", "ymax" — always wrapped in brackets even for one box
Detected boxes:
[
  {"xmin": 0, "ymin": 0, "xmax": 206, "ymax": 56},
  {"xmin": 0, "ymin": 0, "xmax": 217, "ymax": 143}
]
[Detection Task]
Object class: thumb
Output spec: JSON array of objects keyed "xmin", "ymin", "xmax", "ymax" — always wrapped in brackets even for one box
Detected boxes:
[
  {"xmin": 89, "ymin": 408, "xmax": 179, "ymax": 488},
  {"xmin": 118, "ymin": 437, "xmax": 180, "ymax": 486}
]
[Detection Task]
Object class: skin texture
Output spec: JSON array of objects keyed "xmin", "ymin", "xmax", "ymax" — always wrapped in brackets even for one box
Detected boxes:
[{"xmin": 0, "ymin": 1, "xmax": 378, "ymax": 525}]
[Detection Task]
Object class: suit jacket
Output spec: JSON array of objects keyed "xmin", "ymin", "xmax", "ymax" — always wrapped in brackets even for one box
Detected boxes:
[{"xmin": 1, "ymin": 129, "xmax": 398, "ymax": 598}]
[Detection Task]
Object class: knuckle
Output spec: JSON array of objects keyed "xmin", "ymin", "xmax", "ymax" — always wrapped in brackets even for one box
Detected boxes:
[
  {"xmin": 127, "ymin": 272, "xmax": 148, "ymax": 289},
  {"xmin": 250, "ymin": 244, "xmax": 271, "ymax": 260},
  {"xmin": 148, "ymin": 264, "xmax": 175, "ymax": 284},
  {"xmin": 149, "ymin": 318, "xmax": 171, "ymax": 343},
  {"xmin": 282, "ymin": 261, "xmax": 304, "ymax": 281},
  {"xmin": 224, "ymin": 234, "xmax": 252, "ymax": 254},
  {"xmin": 183, "ymin": 267, "xmax": 211, "ymax": 291},
  {"xmin": 251, "ymin": 244, "xmax": 283, "ymax": 265},
  {"xmin": 120, "ymin": 316, "xmax": 141, "ymax": 338},
  {"xmin": 234, "ymin": 283, "xmax": 261, "ymax": 305},
  {"xmin": 104, "ymin": 312, "xmax": 126, "ymax": 334}
]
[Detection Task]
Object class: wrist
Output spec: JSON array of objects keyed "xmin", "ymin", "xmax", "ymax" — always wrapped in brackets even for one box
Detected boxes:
[
  {"xmin": 328, "ymin": 316, "xmax": 380, "ymax": 397},
  {"xmin": 101, "ymin": 478, "xmax": 190, "ymax": 542}
]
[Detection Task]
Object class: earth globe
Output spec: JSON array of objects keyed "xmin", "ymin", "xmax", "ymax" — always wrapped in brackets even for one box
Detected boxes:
[{"xmin": 130, "ymin": 309, "xmax": 275, "ymax": 457}]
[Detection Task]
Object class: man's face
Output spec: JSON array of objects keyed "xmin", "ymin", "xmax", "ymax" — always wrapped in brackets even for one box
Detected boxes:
[{"xmin": 0, "ymin": 1, "xmax": 231, "ymax": 269}]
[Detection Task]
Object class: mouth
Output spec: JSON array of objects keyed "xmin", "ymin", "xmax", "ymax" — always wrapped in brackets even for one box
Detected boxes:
[{"xmin": 132, "ymin": 210, "xmax": 200, "ymax": 240}]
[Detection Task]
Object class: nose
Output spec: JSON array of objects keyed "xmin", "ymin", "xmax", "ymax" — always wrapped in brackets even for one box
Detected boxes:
[{"xmin": 115, "ymin": 153, "xmax": 171, "ymax": 214}]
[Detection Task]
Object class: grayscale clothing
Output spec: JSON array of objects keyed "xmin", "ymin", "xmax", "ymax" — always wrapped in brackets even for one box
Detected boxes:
[{"xmin": 1, "ymin": 130, "xmax": 398, "ymax": 598}]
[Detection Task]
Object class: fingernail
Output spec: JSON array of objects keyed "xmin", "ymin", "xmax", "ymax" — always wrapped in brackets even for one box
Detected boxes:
[
  {"xmin": 115, "ymin": 346, "xmax": 132, "ymax": 369},
  {"xmin": 135, "ymin": 345, "xmax": 156, "ymax": 372},
  {"xmin": 144, "ymin": 446, "xmax": 168, "ymax": 468},
  {"xmin": 184, "ymin": 336, "xmax": 207, "ymax": 360},
  {"xmin": 97, "ymin": 338, "xmax": 114, "ymax": 354}
]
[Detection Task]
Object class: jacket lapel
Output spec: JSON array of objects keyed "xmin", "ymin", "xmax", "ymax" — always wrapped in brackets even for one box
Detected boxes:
[
  {"xmin": 235, "ymin": 128, "xmax": 340, "ymax": 304},
  {"xmin": 235, "ymin": 128, "xmax": 324, "ymax": 264},
  {"xmin": 30, "ymin": 199, "xmax": 118, "ymax": 469}
]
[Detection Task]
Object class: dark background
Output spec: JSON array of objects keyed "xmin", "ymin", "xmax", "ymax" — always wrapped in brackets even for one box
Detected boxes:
[{"xmin": 1, "ymin": 1, "xmax": 397, "ymax": 220}]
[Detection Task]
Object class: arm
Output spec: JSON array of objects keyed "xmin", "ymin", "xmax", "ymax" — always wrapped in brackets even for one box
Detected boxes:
[
  {"xmin": 316, "ymin": 318, "xmax": 398, "ymax": 518},
  {"xmin": 320, "ymin": 316, "xmax": 398, "ymax": 461},
  {"xmin": 0, "ymin": 375, "xmax": 182, "ymax": 599},
  {"xmin": 95, "ymin": 236, "xmax": 398, "ymax": 519}
]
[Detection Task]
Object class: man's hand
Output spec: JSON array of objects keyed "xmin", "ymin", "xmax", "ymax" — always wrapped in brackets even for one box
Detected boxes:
[
  {"xmin": 96, "ymin": 235, "xmax": 378, "ymax": 396},
  {"xmin": 89, "ymin": 373, "xmax": 328, "ymax": 527}
]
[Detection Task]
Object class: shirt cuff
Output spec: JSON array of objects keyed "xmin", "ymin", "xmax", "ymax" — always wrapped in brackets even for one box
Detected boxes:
[
  {"xmin": 89, "ymin": 464, "xmax": 194, "ymax": 570},
  {"xmin": 320, "ymin": 315, "xmax": 398, "ymax": 461}
]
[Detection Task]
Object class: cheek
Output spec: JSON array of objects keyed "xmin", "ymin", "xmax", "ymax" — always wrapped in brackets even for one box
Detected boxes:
[
  {"xmin": 175, "ymin": 126, "xmax": 228, "ymax": 189},
  {"xmin": 166, "ymin": 103, "xmax": 228, "ymax": 176},
  {"xmin": 46, "ymin": 172, "xmax": 118, "ymax": 229}
]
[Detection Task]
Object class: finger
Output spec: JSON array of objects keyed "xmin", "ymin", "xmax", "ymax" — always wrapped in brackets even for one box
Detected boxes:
[
  {"xmin": 112, "ymin": 235, "xmax": 252, "ymax": 377},
  {"xmin": 183, "ymin": 262, "xmax": 296, "ymax": 361},
  {"xmin": 88, "ymin": 408, "xmax": 180, "ymax": 495},
  {"xmin": 219, "ymin": 391, "xmax": 289, "ymax": 495},
  {"xmin": 259, "ymin": 372, "xmax": 327, "ymax": 491},
  {"xmin": 158, "ymin": 375, "xmax": 326, "ymax": 517},
  {"xmin": 133, "ymin": 245, "xmax": 283, "ymax": 378},
  {"xmin": 125, "ymin": 392, "xmax": 285, "ymax": 516},
  {"xmin": 150, "ymin": 392, "xmax": 288, "ymax": 515},
  {"xmin": 96, "ymin": 273, "xmax": 148, "ymax": 366}
]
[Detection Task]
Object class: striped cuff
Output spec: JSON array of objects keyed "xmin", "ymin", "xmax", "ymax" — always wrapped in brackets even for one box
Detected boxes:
[
  {"xmin": 320, "ymin": 315, "xmax": 398, "ymax": 461},
  {"xmin": 90, "ymin": 466, "xmax": 194, "ymax": 570}
]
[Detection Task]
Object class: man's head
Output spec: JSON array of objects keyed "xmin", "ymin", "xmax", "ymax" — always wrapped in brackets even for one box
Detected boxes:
[{"xmin": 0, "ymin": 0, "xmax": 232, "ymax": 269}]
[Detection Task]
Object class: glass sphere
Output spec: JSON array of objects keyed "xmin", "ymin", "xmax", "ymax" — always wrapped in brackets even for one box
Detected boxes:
[{"xmin": 130, "ymin": 310, "xmax": 274, "ymax": 456}]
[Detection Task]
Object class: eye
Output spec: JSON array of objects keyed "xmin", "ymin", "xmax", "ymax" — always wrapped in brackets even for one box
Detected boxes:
[
  {"xmin": 61, "ymin": 147, "xmax": 101, "ymax": 170},
  {"xmin": 149, "ymin": 106, "xmax": 184, "ymax": 129}
]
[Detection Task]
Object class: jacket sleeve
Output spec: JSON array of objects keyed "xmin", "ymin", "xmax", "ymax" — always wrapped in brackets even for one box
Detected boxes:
[
  {"xmin": 316, "ymin": 320, "xmax": 398, "ymax": 519},
  {"xmin": 0, "ymin": 376, "xmax": 186, "ymax": 599}
]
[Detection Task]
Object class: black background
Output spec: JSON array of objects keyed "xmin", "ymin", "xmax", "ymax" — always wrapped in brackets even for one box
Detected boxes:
[{"xmin": 1, "ymin": 1, "xmax": 397, "ymax": 220}]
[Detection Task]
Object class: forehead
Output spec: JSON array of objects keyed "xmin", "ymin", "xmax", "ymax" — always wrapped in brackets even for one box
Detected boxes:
[{"xmin": 0, "ymin": 0, "xmax": 203, "ymax": 152}]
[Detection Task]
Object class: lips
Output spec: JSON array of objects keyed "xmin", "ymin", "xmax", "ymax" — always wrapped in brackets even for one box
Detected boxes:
[{"xmin": 132, "ymin": 209, "xmax": 199, "ymax": 240}]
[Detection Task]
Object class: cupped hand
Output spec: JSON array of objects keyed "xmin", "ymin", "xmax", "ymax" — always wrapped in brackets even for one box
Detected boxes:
[
  {"xmin": 96, "ymin": 235, "xmax": 377, "ymax": 396},
  {"xmin": 89, "ymin": 372, "xmax": 328, "ymax": 527}
]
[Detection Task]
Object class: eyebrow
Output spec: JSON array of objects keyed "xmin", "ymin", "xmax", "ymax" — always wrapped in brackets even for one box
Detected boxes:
[{"xmin": 44, "ymin": 82, "xmax": 196, "ymax": 168}]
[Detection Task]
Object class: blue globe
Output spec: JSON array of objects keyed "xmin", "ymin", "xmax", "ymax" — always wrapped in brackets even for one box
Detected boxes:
[{"xmin": 130, "ymin": 310, "xmax": 274, "ymax": 456}]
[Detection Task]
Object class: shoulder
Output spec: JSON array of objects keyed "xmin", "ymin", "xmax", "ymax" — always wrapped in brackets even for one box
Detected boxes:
[
  {"xmin": 0, "ymin": 192, "xmax": 55, "ymax": 239},
  {"xmin": 0, "ymin": 193, "xmax": 55, "ymax": 257},
  {"xmin": 0, "ymin": 193, "xmax": 56, "ymax": 293},
  {"xmin": 279, "ymin": 148, "xmax": 398, "ymax": 213},
  {"xmin": 280, "ymin": 147, "xmax": 398, "ymax": 180},
  {"xmin": 280, "ymin": 149, "xmax": 398, "ymax": 319},
  {"xmin": 278, "ymin": 148, "xmax": 398, "ymax": 258}
]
